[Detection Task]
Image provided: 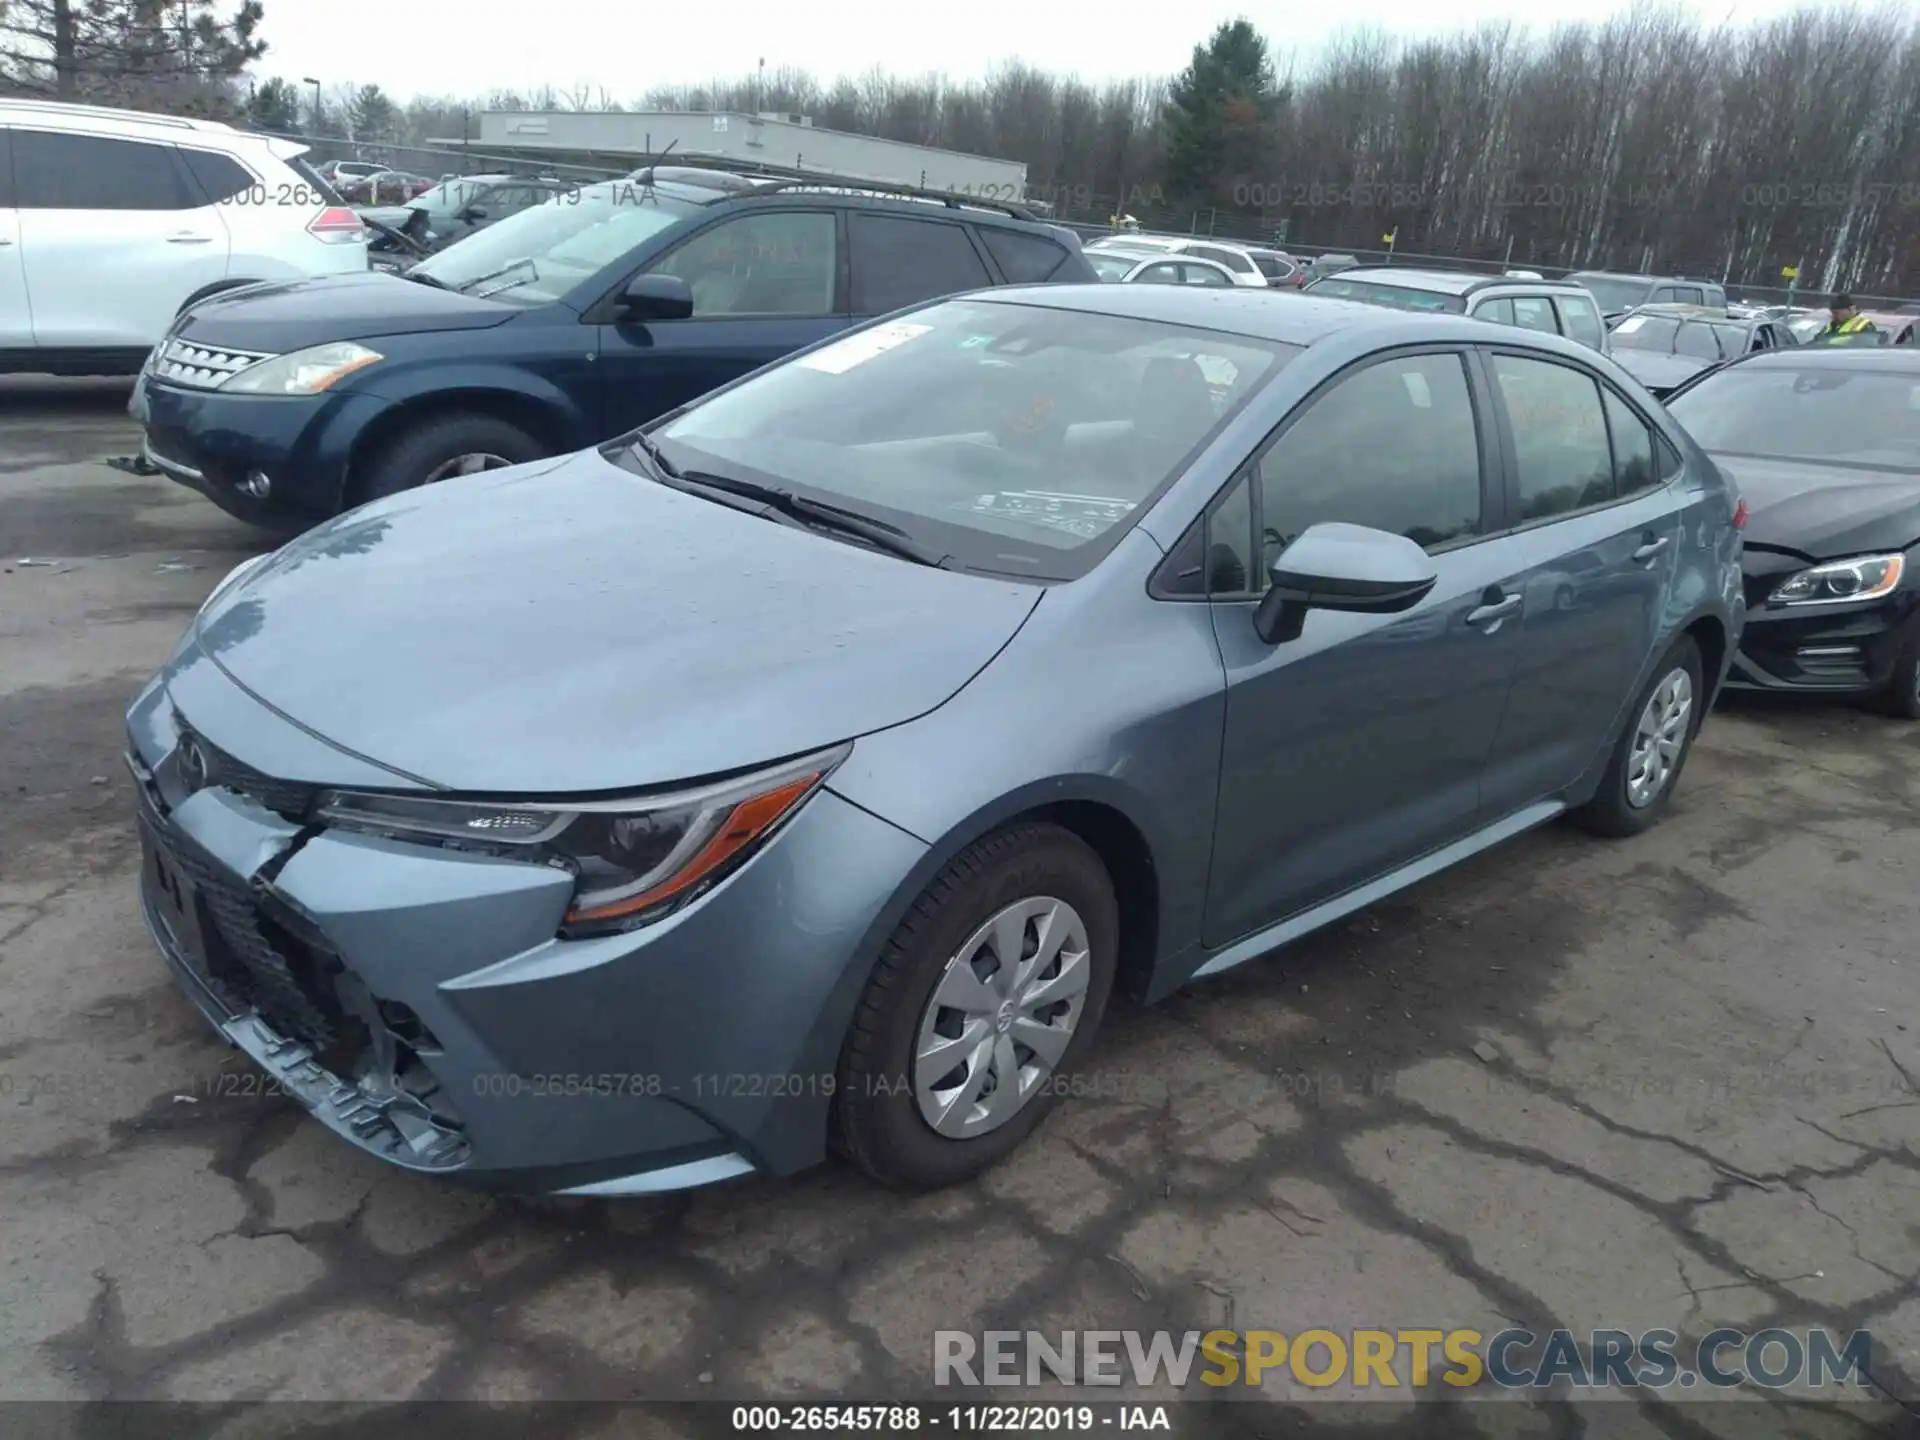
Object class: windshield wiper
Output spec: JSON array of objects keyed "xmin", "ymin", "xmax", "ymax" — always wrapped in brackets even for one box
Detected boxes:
[
  {"xmin": 455, "ymin": 257, "xmax": 537, "ymax": 296},
  {"xmin": 688, "ymin": 470, "xmax": 948, "ymax": 567},
  {"xmin": 621, "ymin": 437, "xmax": 947, "ymax": 566},
  {"xmin": 403, "ymin": 269, "xmax": 451, "ymax": 290}
]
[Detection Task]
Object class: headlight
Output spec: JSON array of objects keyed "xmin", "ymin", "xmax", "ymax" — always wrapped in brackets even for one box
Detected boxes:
[
  {"xmin": 222, "ymin": 342, "xmax": 382, "ymax": 396},
  {"xmin": 199, "ymin": 552, "xmax": 272, "ymax": 612},
  {"xmin": 1767, "ymin": 553, "xmax": 1905, "ymax": 606},
  {"xmin": 314, "ymin": 744, "xmax": 849, "ymax": 934}
]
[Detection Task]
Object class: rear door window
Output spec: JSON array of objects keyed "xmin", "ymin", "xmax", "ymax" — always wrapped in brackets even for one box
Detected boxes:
[
  {"xmin": 1602, "ymin": 388, "xmax": 1662, "ymax": 498},
  {"xmin": 1554, "ymin": 294, "xmax": 1606, "ymax": 351},
  {"xmin": 177, "ymin": 148, "xmax": 256, "ymax": 205},
  {"xmin": 1474, "ymin": 297, "xmax": 1516, "ymax": 326},
  {"xmin": 978, "ymin": 227, "xmax": 1069, "ymax": 282},
  {"xmin": 850, "ymin": 213, "xmax": 992, "ymax": 313},
  {"xmin": 1510, "ymin": 296, "xmax": 1561, "ymax": 335},
  {"xmin": 1490, "ymin": 353, "xmax": 1615, "ymax": 521},
  {"xmin": 1180, "ymin": 263, "xmax": 1232, "ymax": 287}
]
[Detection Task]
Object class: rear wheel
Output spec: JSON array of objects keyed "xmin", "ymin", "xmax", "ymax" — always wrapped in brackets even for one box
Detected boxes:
[
  {"xmin": 833, "ymin": 824, "xmax": 1118, "ymax": 1190},
  {"xmin": 353, "ymin": 412, "xmax": 546, "ymax": 506},
  {"xmin": 1572, "ymin": 635, "xmax": 1703, "ymax": 838}
]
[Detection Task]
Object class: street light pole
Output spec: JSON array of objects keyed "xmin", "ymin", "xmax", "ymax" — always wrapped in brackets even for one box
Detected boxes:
[{"xmin": 303, "ymin": 76, "xmax": 322, "ymax": 134}]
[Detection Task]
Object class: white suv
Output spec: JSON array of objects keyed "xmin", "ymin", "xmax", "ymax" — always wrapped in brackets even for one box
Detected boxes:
[
  {"xmin": 0, "ymin": 100, "xmax": 370, "ymax": 376},
  {"xmin": 1087, "ymin": 234, "xmax": 1272, "ymax": 288}
]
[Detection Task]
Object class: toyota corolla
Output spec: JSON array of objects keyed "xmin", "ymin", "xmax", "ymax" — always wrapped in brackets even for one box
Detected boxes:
[{"xmin": 128, "ymin": 287, "xmax": 1743, "ymax": 1195}]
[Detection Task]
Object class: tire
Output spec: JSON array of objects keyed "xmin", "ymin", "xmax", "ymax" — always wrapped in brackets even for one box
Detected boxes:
[
  {"xmin": 1572, "ymin": 634, "xmax": 1704, "ymax": 838},
  {"xmin": 1874, "ymin": 629, "xmax": 1920, "ymax": 720},
  {"xmin": 353, "ymin": 412, "xmax": 547, "ymax": 506},
  {"xmin": 832, "ymin": 823, "xmax": 1119, "ymax": 1191}
]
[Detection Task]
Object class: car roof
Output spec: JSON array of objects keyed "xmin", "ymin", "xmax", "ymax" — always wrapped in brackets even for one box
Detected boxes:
[
  {"xmin": 978, "ymin": 283, "xmax": 1590, "ymax": 349},
  {"xmin": 1325, "ymin": 266, "xmax": 1586, "ymax": 296},
  {"xmin": 1721, "ymin": 347, "xmax": 1920, "ymax": 374}
]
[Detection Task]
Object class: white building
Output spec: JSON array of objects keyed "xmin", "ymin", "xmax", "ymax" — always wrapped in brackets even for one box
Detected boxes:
[{"xmin": 436, "ymin": 110, "xmax": 1028, "ymax": 199}]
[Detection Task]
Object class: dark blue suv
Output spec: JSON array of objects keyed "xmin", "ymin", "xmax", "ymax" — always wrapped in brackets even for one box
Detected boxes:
[{"xmin": 133, "ymin": 171, "xmax": 1098, "ymax": 532}]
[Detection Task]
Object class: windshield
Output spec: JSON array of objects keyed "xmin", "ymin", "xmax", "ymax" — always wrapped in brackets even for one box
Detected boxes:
[
  {"xmin": 1307, "ymin": 278, "xmax": 1465, "ymax": 313},
  {"xmin": 1609, "ymin": 314, "xmax": 1681, "ymax": 351},
  {"xmin": 1668, "ymin": 365, "xmax": 1920, "ymax": 467},
  {"xmin": 649, "ymin": 298, "xmax": 1299, "ymax": 580},
  {"xmin": 1570, "ymin": 274, "xmax": 1653, "ymax": 313},
  {"xmin": 1088, "ymin": 252, "xmax": 1136, "ymax": 282},
  {"xmin": 411, "ymin": 182, "xmax": 699, "ymax": 302}
]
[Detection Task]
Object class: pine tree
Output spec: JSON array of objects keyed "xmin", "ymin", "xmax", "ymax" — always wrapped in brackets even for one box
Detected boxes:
[
  {"xmin": 346, "ymin": 82, "xmax": 397, "ymax": 143},
  {"xmin": 0, "ymin": 0, "xmax": 265, "ymax": 111},
  {"xmin": 243, "ymin": 73, "xmax": 299, "ymax": 132},
  {"xmin": 1163, "ymin": 21, "xmax": 1280, "ymax": 204}
]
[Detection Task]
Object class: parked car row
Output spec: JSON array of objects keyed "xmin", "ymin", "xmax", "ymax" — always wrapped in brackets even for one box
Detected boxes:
[{"xmin": 131, "ymin": 169, "xmax": 1102, "ymax": 528}]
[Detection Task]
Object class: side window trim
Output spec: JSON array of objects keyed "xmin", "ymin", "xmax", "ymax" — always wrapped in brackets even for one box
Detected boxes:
[
  {"xmin": 172, "ymin": 144, "xmax": 258, "ymax": 207},
  {"xmin": 1483, "ymin": 345, "xmax": 1683, "ymax": 531},
  {"xmin": 0, "ymin": 128, "xmax": 13, "ymax": 210}
]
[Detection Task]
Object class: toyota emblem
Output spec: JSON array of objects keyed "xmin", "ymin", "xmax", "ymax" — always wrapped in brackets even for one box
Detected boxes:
[{"xmin": 176, "ymin": 734, "xmax": 207, "ymax": 793}]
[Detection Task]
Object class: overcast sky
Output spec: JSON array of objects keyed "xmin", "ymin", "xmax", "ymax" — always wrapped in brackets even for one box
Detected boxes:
[{"xmin": 258, "ymin": 0, "xmax": 1819, "ymax": 103}]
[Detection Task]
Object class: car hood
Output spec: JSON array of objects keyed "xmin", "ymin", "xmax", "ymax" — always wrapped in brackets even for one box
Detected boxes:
[
  {"xmin": 1611, "ymin": 350, "xmax": 1709, "ymax": 393},
  {"xmin": 1710, "ymin": 452, "xmax": 1920, "ymax": 561},
  {"xmin": 190, "ymin": 448, "xmax": 1044, "ymax": 793},
  {"xmin": 171, "ymin": 272, "xmax": 514, "ymax": 349}
]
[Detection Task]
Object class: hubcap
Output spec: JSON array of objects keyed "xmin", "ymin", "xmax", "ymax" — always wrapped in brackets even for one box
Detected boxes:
[
  {"xmin": 1626, "ymin": 667, "xmax": 1694, "ymax": 808},
  {"xmin": 913, "ymin": 896, "xmax": 1092, "ymax": 1140},
  {"xmin": 422, "ymin": 452, "xmax": 513, "ymax": 484}
]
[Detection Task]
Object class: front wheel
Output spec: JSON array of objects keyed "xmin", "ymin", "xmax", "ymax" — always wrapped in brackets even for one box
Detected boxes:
[
  {"xmin": 1572, "ymin": 635, "xmax": 1704, "ymax": 838},
  {"xmin": 1875, "ymin": 631, "xmax": 1920, "ymax": 719},
  {"xmin": 832, "ymin": 823, "xmax": 1118, "ymax": 1190},
  {"xmin": 354, "ymin": 412, "xmax": 547, "ymax": 506}
]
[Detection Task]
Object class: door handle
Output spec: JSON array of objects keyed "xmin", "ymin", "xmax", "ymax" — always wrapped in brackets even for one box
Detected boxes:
[
  {"xmin": 1466, "ymin": 594, "xmax": 1523, "ymax": 627},
  {"xmin": 1632, "ymin": 534, "xmax": 1671, "ymax": 563},
  {"xmin": 166, "ymin": 232, "xmax": 213, "ymax": 244}
]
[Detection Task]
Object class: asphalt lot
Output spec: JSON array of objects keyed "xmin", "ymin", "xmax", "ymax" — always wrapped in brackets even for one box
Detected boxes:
[{"xmin": 1, "ymin": 376, "xmax": 1917, "ymax": 1436}]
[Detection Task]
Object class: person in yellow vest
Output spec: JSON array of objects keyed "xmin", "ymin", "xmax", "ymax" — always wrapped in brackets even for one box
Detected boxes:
[{"xmin": 1814, "ymin": 295, "xmax": 1880, "ymax": 345}]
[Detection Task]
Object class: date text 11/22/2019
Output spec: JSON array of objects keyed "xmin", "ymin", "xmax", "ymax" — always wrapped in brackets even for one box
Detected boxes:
[{"xmin": 728, "ymin": 1404, "xmax": 1173, "ymax": 1432}]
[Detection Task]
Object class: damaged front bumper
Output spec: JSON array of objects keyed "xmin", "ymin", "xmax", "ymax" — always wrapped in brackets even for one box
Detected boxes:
[{"xmin": 125, "ymin": 661, "xmax": 926, "ymax": 1195}]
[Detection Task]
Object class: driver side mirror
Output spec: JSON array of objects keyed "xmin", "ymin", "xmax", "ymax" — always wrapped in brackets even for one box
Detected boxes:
[
  {"xmin": 460, "ymin": 205, "xmax": 489, "ymax": 223},
  {"xmin": 617, "ymin": 272, "xmax": 695, "ymax": 322},
  {"xmin": 1252, "ymin": 522, "xmax": 1438, "ymax": 644}
]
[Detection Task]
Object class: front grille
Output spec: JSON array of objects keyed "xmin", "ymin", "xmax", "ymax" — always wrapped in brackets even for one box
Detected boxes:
[
  {"xmin": 164, "ymin": 837, "xmax": 358, "ymax": 1057},
  {"xmin": 153, "ymin": 338, "xmax": 274, "ymax": 389},
  {"xmin": 178, "ymin": 724, "xmax": 318, "ymax": 820}
]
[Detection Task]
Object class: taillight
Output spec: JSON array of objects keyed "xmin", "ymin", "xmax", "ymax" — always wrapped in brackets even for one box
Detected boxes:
[
  {"xmin": 308, "ymin": 206, "xmax": 366, "ymax": 245},
  {"xmin": 1732, "ymin": 499, "xmax": 1749, "ymax": 530}
]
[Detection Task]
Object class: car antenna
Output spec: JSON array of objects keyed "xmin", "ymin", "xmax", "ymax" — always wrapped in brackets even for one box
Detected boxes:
[{"xmin": 633, "ymin": 138, "xmax": 679, "ymax": 200}]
